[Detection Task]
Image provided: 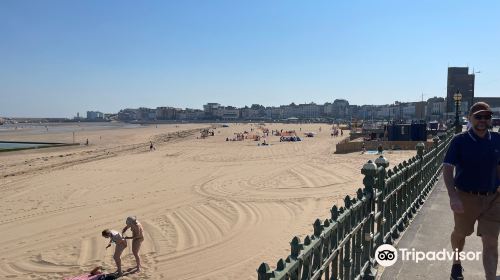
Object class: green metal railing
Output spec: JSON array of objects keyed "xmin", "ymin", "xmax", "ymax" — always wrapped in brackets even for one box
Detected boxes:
[{"xmin": 257, "ymin": 129, "xmax": 454, "ymax": 280}]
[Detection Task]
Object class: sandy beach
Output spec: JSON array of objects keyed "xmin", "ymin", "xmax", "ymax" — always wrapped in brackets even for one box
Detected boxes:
[{"xmin": 0, "ymin": 123, "xmax": 417, "ymax": 280}]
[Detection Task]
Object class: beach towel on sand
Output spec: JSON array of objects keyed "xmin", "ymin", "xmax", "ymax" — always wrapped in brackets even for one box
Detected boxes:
[{"xmin": 64, "ymin": 273, "xmax": 117, "ymax": 280}]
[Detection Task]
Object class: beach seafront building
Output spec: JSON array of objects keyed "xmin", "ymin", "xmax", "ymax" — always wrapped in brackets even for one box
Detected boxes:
[
  {"xmin": 114, "ymin": 97, "xmax": 498, "ymax": 123},
  {"xmin": 446, "ymin": 67, "xmax": 475, "ymax": 116},
  {"xmin": 86, "ymin": 111, "xmax": 105, "ymax": 121},
  {"xmin": 109, "ymin": 67, "xmax": 499, "ymax": 123}
]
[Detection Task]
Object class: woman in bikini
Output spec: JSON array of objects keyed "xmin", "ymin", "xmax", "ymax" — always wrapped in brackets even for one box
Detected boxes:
[
  {"xmin": 122, "ymin": 216, "xmax": 144, "ymax": 271},
  {"xmin": 101, "ymin": 229, "xmax": 127, "ymax": 276}
]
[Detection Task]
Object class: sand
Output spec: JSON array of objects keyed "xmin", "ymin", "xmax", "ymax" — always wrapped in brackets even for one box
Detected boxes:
[{"xmin": 0, "ymin": 123, "xmax": 418, "ymax": 280}]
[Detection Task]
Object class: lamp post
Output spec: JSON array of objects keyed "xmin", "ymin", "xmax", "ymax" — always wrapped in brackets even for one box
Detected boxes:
[{"xmin": 453, "ymin": 89, "xmax": 462, "ymax": 134}]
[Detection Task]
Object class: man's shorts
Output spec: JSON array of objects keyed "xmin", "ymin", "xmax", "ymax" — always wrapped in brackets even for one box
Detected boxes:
[{"xmin": 453, "ymin": 189, "xmax": 500, "ymax": 237}]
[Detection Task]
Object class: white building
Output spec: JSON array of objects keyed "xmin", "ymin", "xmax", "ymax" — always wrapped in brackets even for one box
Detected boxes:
[{"xmin": 87, "ymin": 111, "xmax": 104, "ymax": 120}]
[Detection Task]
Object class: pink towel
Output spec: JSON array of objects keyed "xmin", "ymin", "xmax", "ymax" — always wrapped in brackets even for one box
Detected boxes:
[{"xmin": 64, "ymin": 274, "xmax": 102, "ymax": 280}]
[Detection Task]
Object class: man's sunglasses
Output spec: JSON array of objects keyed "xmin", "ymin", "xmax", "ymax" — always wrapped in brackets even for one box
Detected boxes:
[{"xmin": 473, "ymin": 114, "xmax": 492, "ymax": 120}]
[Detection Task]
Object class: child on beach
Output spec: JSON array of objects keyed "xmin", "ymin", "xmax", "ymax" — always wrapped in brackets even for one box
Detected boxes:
[
  {"xmin": 122, "ymin": 216, "xmax": 144, "ymax": 271},
  {"xmin": 102, "ymin": 229, "xmax": 127, "ymax": 276}
]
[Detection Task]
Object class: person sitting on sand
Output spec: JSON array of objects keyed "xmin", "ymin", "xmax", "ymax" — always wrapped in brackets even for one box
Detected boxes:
[
  {"xmin": 122, "ymin": 216, "xmax": 144, "ymax": 271},
  {"xmin": 102, "ymin": 229, "xmax": 127, "ymax": 276}
]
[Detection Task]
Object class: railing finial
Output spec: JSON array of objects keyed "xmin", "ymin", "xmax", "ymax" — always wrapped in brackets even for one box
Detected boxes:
[
  {"xmin": 331, "ymin": 205, "xmax": 339, "ymax": 221},
  {"xmin": 313, "ymin": 219, "xmax": 323, "ymax": 237},
  {"xmin": 290, "ymin": 236, "xmax": 303, "ymax": 259},
  {"xmin": 416, "ymin": 142, "xmax": 425, "ymax": 156}
]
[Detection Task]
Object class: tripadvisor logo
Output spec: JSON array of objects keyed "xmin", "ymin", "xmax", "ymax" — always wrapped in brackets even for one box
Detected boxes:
[
  {"xmin": 374, "ymin": 244, "xmax": 482, "ymax": 267},
  {"xmin": 375, "ymin": 244, "xmax": 398, "ymax": 267}
]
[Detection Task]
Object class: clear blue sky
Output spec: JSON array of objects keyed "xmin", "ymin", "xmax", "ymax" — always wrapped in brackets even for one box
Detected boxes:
[{"xmin": 1, "ymin": 0, "xmax": 499, "ymax": 117}]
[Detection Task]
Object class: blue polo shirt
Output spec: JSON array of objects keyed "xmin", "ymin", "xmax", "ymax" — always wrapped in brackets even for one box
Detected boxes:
[{"xmin": 443, "ymin": 129, "xmax": 500, "ymax": 192}]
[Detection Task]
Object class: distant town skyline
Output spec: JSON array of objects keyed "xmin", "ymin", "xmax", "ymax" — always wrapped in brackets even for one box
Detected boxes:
[
  {"xmin": 33, "ymin": 95, "xmax": 500, "ymax": 123},
  {"xmin": 0, "ymin": 96, "xmax": 459, "ymax": 119},
  {"xmin": 1, "ymin": 1, "xmax": 500, "ymax": 117}
]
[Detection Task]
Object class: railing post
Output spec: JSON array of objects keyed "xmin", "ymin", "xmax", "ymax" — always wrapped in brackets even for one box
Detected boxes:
[
  {"xmin": 343, "ymin": 238, "xmax": 352, "ymax": 280},
  {"xmin": 312, "ymin": 219, "xmax": 324, "ymax": 273},
  {"xmin": 343, "ymin": 196, "xmax": 353, "ymax": 279},
  {"xmin": 426, "ymin": 136, "xmax": 439, "ymax": 194},
  {"xmin": 290, "ymin": 236, "xmax": 303, "ymax": 280},
  {"xmin": 390, "ymin": 164, "xmax": 400, "ymax": 241},
  {"xmin": 322, "ymin": 219, "xmax": 331, "ymax": 279},
  {"xmin": 330, "ymin": 205, "xmax": 339, "ymax": 279},
  {"xmin": 374, "ymin": 155, "xmax": 389, "ymax": 241},
  {"xmin": 344, "ymin": 195, "xmax": 352, "ymax": 233},
  {"xmin": 302, "ymin": 236, "xmax": 312, "ymax": 279},
  {"xmin": 384, "ymin": 168, "xmax": 393, "ymax": 243},
  {"xmin": 397, "ymin": 161, "xmax": 405, "ymax": 226},
  {"xmin": 415, "ymin": 142, "xmax": 426, "ymax": 207},
  {"xmin": 405, "ymin": 157, "xmax": 414, "ymax": 220},
  {"xmin": 398, "ymin": 161, "xmax": 408, "ymax": 232},
  {"xmin": 331, "ymin": 205, "xmax": 339, "ymax": 249},
  {"xmin": 361, "ymin": 160, "xmax": 379, "ymax": 279}
]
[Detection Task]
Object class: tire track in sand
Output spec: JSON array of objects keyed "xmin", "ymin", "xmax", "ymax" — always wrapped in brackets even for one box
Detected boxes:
[{"xmin": 152, "ymin": 200, "xmax": 305, "ymax": 280}]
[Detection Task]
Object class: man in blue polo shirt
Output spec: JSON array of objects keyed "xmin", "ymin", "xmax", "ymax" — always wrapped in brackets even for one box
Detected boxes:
[{"xmin": 443, "ymin": 102, "xmax": 500, "ymax": 280}]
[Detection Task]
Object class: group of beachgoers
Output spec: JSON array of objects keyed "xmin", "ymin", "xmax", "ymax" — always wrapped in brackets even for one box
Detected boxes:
[
  {"xmin": 360, "ymin": 142, "xmax": 384, "ymax": 155},
  {"xmin": 279, "ymin": 136, "xmax": 302, "ymax": 142},
  {"xmin": 331, "ymin": 127, "xmax": 343, "ymax": 137},
  {"xmin": 223, "ymin": 125, "xmax": 345, "ymax": 144},
  {"xmin": 198, "ymin": 129, "xmax": 215, "ymax": 139},
  {"xmin": 65, "ymin": 216, "xmax": 144, "ymax": 280},
  {"xmin": 102, "ymin": 216, "xmax": 144, "ymax": 276}
]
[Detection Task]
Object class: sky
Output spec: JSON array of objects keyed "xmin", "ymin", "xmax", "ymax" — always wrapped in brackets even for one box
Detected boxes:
[{"xmin": 1, "ymin": 0, "xmax": 499, "ymax": 118}]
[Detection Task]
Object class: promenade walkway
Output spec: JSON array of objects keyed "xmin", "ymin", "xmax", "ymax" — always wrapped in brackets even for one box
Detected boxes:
[{"xmin": 380, "ymin": 175, "xmax": 499, "ymax": 280}]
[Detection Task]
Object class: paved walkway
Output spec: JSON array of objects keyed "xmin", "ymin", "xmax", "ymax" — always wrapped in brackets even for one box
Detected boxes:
[{"xmin": 380, "ymin": 176, "xmax": 499, "ymax": 280}]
